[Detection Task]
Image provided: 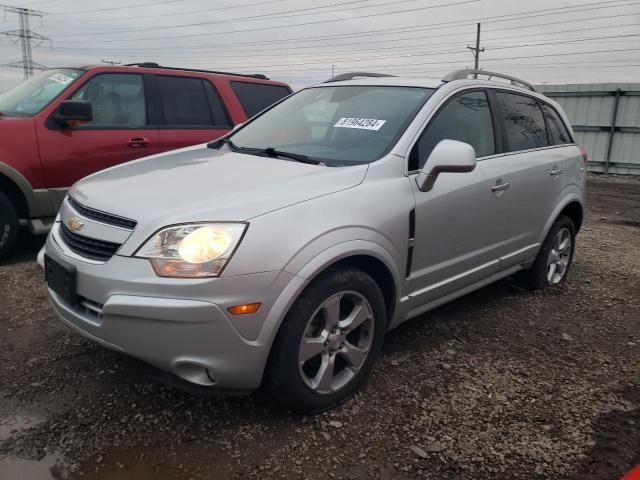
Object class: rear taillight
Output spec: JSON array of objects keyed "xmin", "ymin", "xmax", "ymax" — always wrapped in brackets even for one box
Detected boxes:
[{"xmin": 579, "ymin": 146, "xmax": 588, "ymax": 165}]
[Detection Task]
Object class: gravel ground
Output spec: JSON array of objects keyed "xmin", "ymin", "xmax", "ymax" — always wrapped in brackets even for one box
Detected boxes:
[{"xmin": 0, "ymin": 174, "xmax": 639, "ymax": 480}]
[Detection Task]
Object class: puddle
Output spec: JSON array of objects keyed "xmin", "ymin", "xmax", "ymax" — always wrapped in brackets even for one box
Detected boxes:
[
  {"xmin": 0, "ymin": 454, "xmax": 61, "ymax": 480},
  {"xmin": 77, "ymin": 446, "xmax": 246, "ymax": 480},
  {"xmin": 0, "ymin": 413, "xmax": 44, "ymax": 442}
]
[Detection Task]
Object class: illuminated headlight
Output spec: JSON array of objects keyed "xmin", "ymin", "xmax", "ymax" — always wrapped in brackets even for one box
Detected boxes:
[{"xmin": 135, "ymin": 223, "xmax": 247, "ymax": 278}]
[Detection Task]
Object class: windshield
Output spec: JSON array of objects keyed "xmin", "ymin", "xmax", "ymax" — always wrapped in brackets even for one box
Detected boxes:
[
  {"xmin": 229, "ymin": 85, "xmax": 435, "ymax": 166},
  {"xmin": 0, "ymin": 69, "xmax": 84, "ymax": 116}
]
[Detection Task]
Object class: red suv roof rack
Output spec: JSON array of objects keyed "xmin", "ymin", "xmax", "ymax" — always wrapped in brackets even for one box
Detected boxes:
[{"xmin": 123, "ymin": 62, "xmax": 268, "ymax": 80}]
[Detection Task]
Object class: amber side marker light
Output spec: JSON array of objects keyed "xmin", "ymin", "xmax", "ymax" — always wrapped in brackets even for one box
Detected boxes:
[{"xmin": 228, "ymin": 303, "xmax": 262, "ymax": 315}]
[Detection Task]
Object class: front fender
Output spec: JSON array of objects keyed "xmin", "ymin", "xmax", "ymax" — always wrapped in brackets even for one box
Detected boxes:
[
  {"xmin": 250, "ymin": 239, "xmax": 403, "ymax": 382},
  {"xmin": 259, "ymin": 238, "xmax": 402, "ymax": 343}
]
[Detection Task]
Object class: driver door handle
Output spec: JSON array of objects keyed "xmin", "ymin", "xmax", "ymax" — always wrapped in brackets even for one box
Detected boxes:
[
  {"xmin": 128, "ymin": 137, "xmax": 149, "ymax": 148},
  {"xmin": 550, "ymin": 166, "xmax": 564, "ymax": 176},
  {"xmin": 491, "ymin": 180, "xmax": 511, "ymax": 192}
]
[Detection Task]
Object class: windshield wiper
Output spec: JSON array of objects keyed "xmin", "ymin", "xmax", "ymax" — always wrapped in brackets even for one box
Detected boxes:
[
  {"xmin": 258, "ymin": 147, "xmax": 323, "ymax": 165},
  {"xmin": 208, "ymin": 138, "xmax": 323, "ymax": 165}
]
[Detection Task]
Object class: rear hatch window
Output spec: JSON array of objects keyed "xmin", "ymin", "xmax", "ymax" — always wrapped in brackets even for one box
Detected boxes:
[{"xmin": 230, "ymin": 81, "xmax": 291, "ymax": 118}]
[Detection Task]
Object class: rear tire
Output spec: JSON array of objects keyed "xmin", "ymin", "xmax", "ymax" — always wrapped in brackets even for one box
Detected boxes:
[
  {"xmin": 516, "ymin": 215, "xmax": 576, "ymax": 290},
  {"xmin": 0, "ymin": 190, "xmax": 19, "ymax": 261},
  {"xmin": 266, "ymin": 268, "xmax": 386, "ymax": 414}
]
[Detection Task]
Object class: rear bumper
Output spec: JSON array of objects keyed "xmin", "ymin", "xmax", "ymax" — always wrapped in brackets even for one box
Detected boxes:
[{"xmin": 42, "ymin": 229, "xmax": 298, "ymax": 390}]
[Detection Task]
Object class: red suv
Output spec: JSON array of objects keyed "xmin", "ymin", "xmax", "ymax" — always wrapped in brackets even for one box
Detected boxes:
[{"xmin": 0, "ymin": 63, "xmax": 292, "ymax": 259}]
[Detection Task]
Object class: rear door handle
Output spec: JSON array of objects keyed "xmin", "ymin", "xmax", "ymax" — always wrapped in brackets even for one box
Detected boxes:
[
  {"xmin": 491, "ymin": 180, "xmax": 511, "ymax": 192},
  {"xmin": 550, "ymin": 166, "xmax": 563, "ymax": 176},
  {"xmin": 128, "ymin": 137, "xmax": 149, "ymax": 148}
]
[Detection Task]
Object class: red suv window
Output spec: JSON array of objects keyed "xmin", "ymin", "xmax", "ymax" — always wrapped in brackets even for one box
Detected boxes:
[
  {"xmin": 230, "ymin": 81, "xmax": 291, "ymax": 118},
  {"xmin": 155, "ymin": 75, "xmax": 230, "ymax": 127}
]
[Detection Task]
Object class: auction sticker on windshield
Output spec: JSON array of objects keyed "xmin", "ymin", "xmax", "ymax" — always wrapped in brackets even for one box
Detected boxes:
[
  {"xmin": 334, "ymin": 117, "xmax": 386, "ymax": 131},
  {"xmin": 48, "ymin": 73, "xmax": 74, "ymax": 85}
]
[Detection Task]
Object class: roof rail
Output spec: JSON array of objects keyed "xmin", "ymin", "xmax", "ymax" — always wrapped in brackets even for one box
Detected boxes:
[
  {"xmin": 123, "ymin": 63, "xmax": 269, "ymax": 80},
  {"xmin": 442, "ymin": 69, "xmax": 536, "ymax": 92},
  {"xmin": 324, "ymin": 72, "xmax": 396, "ymax": 83}
]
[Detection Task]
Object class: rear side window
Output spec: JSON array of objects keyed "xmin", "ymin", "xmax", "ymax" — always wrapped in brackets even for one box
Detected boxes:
[
  {"xmin": 230, "ymin": 81, "xmax": 291, "ymax": 118},
  {"xmin": 71, "ymin": 73, "xmax": 146, "ymax": 127},
  {"xmin": 495, "ymin": 92, "xmax": 548, "ymax": 151},
  {"xmin": 541, "ymin": 103, "xmax": 572, "ymax": 145},
  {"xmin": 412, "ymin": 90, "xmax": 495, "ymax": 170},
  {"xmin": 156, "ymin": 76, "xmax": 228, "ymax": 127}
]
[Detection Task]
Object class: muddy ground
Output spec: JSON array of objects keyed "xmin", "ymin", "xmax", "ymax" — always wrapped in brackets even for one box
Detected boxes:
[{"xmin": 1, "ymin": 174, "xmax": 639, "ymax": 480}]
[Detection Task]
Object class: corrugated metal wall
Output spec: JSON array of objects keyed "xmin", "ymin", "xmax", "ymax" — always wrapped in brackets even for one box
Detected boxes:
[{"xmin": 537, "ymin": 83, "xmax": 640, "ymax": 175}]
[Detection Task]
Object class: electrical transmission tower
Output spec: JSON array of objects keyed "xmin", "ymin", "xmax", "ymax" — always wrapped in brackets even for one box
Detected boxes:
[{"xmin": 1, "ymin": 5, "xmax": 50, "ymax": 78}]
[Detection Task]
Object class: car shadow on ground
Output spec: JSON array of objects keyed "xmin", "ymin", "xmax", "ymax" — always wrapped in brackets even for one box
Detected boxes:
[
  {"xmin": 101, "ymin": 276, "xmax": 520, "ymax": 413},
  {"xmin": 0, "ymin": 231, "xmax": 46, "ymax": 267}
]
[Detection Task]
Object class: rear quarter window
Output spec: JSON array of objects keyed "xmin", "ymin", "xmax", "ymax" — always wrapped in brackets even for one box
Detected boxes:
[
  {"xmin": 230, "ymin": 81, "xmax": 291, "ymax": 118},
  {"xmin": 541, "ymin": 103, "xmax": 573, "ymax": 145},
  {"xmin": 495, "ymin": 91, "xmax": 548, "ymax": 152}
]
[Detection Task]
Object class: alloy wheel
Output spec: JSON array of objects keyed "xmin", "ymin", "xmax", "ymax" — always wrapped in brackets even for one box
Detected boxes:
[
  {"xmin": 298, "ymin": 291, "xmax": 375, "ymax": 394},
  {"xmin": 546, "ymin": 227, "xmax": 572, "ymax": 285}
]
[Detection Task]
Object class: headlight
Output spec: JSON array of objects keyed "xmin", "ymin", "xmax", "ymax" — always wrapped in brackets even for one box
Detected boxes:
[{"xmin": 135, "ymin": 223, "xmax": 247, "ymax": 278}]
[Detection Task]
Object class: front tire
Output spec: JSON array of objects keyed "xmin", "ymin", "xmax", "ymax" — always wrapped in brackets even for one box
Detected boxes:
[
  {"xmin": 266, "ymin": 268, "xmax": 386, "ymax": 414},
  {"xmin": 516, "ymin": 215, "xmax": 576, "ymax": 290},
  {"xmin": 0, "ymin": 191, "xmax": 19, "ymax": 261}
]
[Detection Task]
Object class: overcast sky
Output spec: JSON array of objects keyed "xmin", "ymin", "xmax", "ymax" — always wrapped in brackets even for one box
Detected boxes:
[{"xmin": 1, "ymin": 0, "xmax": 639, "ymax": 91}]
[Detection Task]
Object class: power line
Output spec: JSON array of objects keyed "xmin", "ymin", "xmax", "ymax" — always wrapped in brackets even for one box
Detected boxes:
[
  {"xmin": 52, "ymin": 0, "xmax": 385, "ymax": 36},
  {"xmin": 50, "ymin": 0, "xmax": 484, "ymax": 43},
  {"xmin": 48, "ymin": 14, "xmax": 639, "ymax": 69},
  {"xmin": 162, "ymin": 33, "xmax": 640, "ymax": 70},
  {"xmin": 45, "ymin": 0, "xmax": 286, "ymax": 23},
  {"xmin": 47, "ymin": 0, "xmax": 186, "ymax": 16},
  {"xmin": 342, "ymin": 46, "xmax": 640, "ymax": 71},
  {"xmin": 8, "ymin": 0, "xmax": 61, "ymax": 5},
  {"xmin": 47, "ymin": 4, "xmax": 638, "ymax": 54},
  {"xmin": 200, "ymin": 46, "xmax": 640, "ymax": 74},
  {"xmin": 0, "ymin": 5, "xmax": 50, "ymax": 78},
  {"xmin": 388, "ymin": 59, "xmax": 640, "ymax": 74},
  {"xmin": 49, "ymin": 0, "xmax": 640, "ymax": 49}
]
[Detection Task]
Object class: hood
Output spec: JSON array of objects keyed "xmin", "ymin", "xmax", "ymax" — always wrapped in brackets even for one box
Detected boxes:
[{"xmin": 70, "ymin": 144, "xmax": 367, "ymax": 227}]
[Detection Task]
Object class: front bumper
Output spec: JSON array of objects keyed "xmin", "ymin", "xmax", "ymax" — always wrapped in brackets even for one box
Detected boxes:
[{"xmin": 42, "ymin": 226, "xmax": 297, "ymax": 390}]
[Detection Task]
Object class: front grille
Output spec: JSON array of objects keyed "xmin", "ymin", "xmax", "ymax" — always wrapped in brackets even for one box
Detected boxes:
[
  {"xmin": 59, "ymin": 223, "xmax": 121, "ymax": 262},
  {"xmin": 68, "ymin": 197, "xmax": 137, "ymax": 230}
]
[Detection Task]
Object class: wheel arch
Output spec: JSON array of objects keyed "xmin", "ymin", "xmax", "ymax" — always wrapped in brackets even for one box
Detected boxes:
[
  {"xmin": 307, "ymin": 254, "xmax": 397, "ymax": 328},
  {"xmin": 258, "ymin": 242, "xmax": 401, "ymax": 388},
  {"xmin": 257, "ymin": 241, "xmax": 401, "ymax": 356},
  {"xmin": 560, "ymin": 200, "xmax": 583, "ymax": 232},
  {"xmin": 538, "ymin": 193, "xmax": 584, "ymax": 245},
  {"xmin": 0, "ymin": 169, "xmax": 30, "ymax": 218}
]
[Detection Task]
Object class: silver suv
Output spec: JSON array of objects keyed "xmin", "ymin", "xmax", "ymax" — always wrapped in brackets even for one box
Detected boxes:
[{"xmin": 40, "ymin": 70, "xmax": 586, "ymax": 413}]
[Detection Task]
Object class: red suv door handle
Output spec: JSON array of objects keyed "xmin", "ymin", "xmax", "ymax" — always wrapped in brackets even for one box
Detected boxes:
[{"xmin": 128, "ymin": 137, "xmax": 149, "ymax": 148}]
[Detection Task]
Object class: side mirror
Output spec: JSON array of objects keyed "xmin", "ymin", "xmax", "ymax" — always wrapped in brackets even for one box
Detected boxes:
[
  {"xmin": 415, "ymin": 139, "xmax": 477, "ymax": 192},
  {"xmin": 54, "ymin": 100, "xmax": 92, "ymax": 126}
]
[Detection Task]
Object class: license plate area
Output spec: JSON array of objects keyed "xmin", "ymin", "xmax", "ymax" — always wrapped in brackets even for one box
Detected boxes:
[{"xmin": 45, "ymin": 254, "xmax": 77, "ymax": 306}]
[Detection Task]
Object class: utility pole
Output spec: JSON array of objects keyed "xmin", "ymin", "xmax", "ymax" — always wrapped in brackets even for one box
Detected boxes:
[
  {"xmin": 331, "ymin": 64, "xmax": 335, "ymax": 77},
  {"xmin": 101, "ymin": 59, "xmax": 122, "ymax": 65},
  {"xmin": 1, "ymin": 5, "xmax": 50, "ymax": 79},
  {"xmin": 467, "ymin": 23, "xmax": 485, "ymax": 75}
]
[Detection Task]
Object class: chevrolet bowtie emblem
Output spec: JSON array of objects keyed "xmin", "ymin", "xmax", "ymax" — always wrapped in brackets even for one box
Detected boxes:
[{"xmin": 67, "ymin": 216, "xmax": 84, "ymax": 232}]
